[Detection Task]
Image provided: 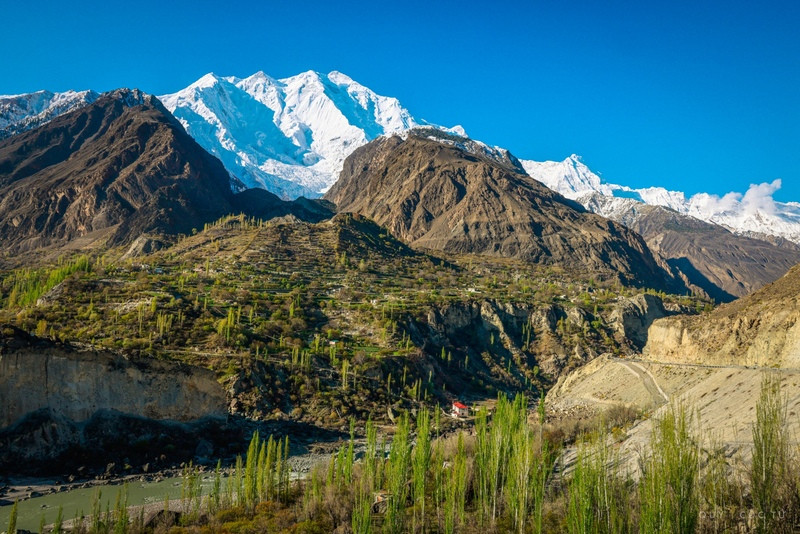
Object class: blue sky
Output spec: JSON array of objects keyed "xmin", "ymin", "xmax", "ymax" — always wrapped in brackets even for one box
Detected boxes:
[{"xmin": 2, "ymin": 0, "xmax": 798, "ymax": 202}]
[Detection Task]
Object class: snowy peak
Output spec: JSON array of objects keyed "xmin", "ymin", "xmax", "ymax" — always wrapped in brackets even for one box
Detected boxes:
[
  {"xmin": 105, "ymin": 88, "xmax": 151, "ymax": 108},
  {"xmin": 0, "ymin": 89, "xmax": 99, "ymax": 139},
  {"xmin": 522, "ymin": 155, "xmax": 800, "ymax": 244},
  {"xmin": 521, "ymin": 154, "xmax": 614, "ymax": 199},
  {"xmin": 189, "ymin": 72, "xmax": 223, "ymax": 90},
  {"xmin": 160, "ymin": 70, "xmax": 420, "ymax": 198}
]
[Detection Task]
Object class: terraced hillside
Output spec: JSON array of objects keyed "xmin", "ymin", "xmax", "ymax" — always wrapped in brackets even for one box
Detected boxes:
[{"xmin": 1, "ymin": 212, "xmax": 707, "ymax": 439}]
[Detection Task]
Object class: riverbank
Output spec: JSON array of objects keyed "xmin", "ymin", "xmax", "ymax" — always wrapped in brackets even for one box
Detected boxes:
[{"xmin": 0, "ymin": 435, "xmax": 351, "ymax": 532}]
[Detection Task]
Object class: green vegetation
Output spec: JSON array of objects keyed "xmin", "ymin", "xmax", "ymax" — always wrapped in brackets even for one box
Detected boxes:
[
  {"xmin": 7, "ymin": 499, "xmax": 17, "ymax": 534},
  {"xmin": 6, "ymin": 376, "xmax": 800, "ymax": 532},
  {"xmin": 0, "ymin": 215, "xmax": 738, "ymax": 533},
  {"xmin": 0, "ymin": 215, "xmax": 711, "ymax": 430},
  {"xmin": 638, "ymin": 402, "xmax": 700, "ymax": 533},
  {"xmin": 750, "ymin": 374, "xmax": 794, "ymax": 533},
  {"xmin": 3, "ymin": 255, "xmax": 90, "ymax": 308}
]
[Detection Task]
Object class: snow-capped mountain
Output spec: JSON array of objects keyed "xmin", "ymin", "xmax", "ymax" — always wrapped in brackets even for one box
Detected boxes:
[
  {"xmin": 159, "ymin": 70, "xmax": 423, "ymax": 199},
  {"xmin": 521, "ymin": 155, "xmax": 800, "ymax": 244},
  {"xmin": 3, "ymin": 75, "xmax": 797, "ymax": 245},
  {"xmin": 0, "ymin": 89, "xmax": 99, "ymax": 139},
  {"xmin": 521, "ymin": 155, "xmax": 616, "ymax": 199}
]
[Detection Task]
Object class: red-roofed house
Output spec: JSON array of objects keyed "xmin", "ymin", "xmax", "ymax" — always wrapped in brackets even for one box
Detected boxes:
[{"xmin": 452, "ymin": 401, "xmax": 469, "ymax": 418}]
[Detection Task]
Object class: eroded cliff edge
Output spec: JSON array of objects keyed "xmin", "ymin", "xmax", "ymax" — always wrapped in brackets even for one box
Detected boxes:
[
  {"xmin": 0, "ymin": 327, "xmax": 226, "ymax": 428},
  {"xmin": 0, "ymin": 326, "xmax": 233, "ymax": 475},
  {"xmin": 642, "ymin": 264, "xmax": 800, "ymax": 367}
]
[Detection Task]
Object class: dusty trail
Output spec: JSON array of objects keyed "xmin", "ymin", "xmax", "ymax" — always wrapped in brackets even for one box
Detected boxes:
[{"xmin": 614, "ymin": 360, "xmax": 669, "ymax": 404}]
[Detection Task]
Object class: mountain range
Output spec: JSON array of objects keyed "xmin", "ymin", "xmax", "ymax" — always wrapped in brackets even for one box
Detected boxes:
[
  {"xmin": 578, "ymin": 194, "xmax": 800, "ymax": 301},
  {"xmin": 2, "ymin": 71, "xmax": 799, "ymax": 301},
  {"xmin": 3, "ymin": 72, "xmax": 797, "ymax": 249},
  {"xmin": 327, "ymin": 131, "xmax": 684, "ymax": 291},
  {"xmin": 521, "ymin": 154, "xmax": 800, "ymax": 244},
  {"xmin": 0, "ymin": 89, "xmax": 331, "ymax": 261}
]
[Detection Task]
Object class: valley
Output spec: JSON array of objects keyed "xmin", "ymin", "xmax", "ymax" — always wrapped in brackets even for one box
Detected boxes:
[{"xmin": 0, "ymin": 77, "xmax": 798, "ymax": 533}]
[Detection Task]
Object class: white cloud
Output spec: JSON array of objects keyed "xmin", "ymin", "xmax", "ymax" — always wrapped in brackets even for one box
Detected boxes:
[
  {"xmin": 687, "ymin": 179, "xmax": 782, "ymax": 218},
  {"xmin": 688, "ymin": 191, "xmax": 742, "ymax": 215},
  {"xmin": 740, "ymin": 179, "xmax": 781, "ymax": 216}
]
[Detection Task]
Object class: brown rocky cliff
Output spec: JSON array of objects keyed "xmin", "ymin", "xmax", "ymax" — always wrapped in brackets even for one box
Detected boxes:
[
  {"xmin": 326, "ymin": 135, "xmax": 684, "ymax": 292},
  {"xmin": 609, "ymin": 293, "xmax": 668, "ymax": 349},
  {"xmin": 0, "ymin": 329, "xmax": 226, "ymax": 428},
  {"xmin": 643, "ymin": 263, "xmax": 800, "ymax": 367},
  {"xmin": 0, "ymin": 89, "xmax": 236, "ymax": 254}
]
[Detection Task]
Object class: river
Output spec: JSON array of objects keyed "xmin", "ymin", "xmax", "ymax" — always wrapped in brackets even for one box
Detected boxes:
[{"xmin": 0, "ymin": 474, "xmax": 213, "ymax": 532}]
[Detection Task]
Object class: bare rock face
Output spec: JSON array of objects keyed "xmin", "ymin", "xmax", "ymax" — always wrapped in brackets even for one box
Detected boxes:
[
  {"xmin": 643, "ymin": 263, "xmax": 800, "ymax": 367},
  {"xmin": 609, "ymin": 294, "xmax": 668, "ymax": 349},
  {"xmin": 423, "ymin": 300, "xmax": 532, "ymax": 358},
  {"xmin": 415, "ymin": 297, "xmax": 648, "ymax": 381},
  {"xmin": 0, "ymin": 327, "xmax": 226, "ymax": 428},
  {"xmin": 120, "ymin": 235, "xmax": 168, "ymax": 260},
  {"xmin": 0, "ymin": 327, "xmax": 235, "ymax": 475},
  {"xmin": 326, "ymin": 134, "xmax": 685, "ymax": 292}
]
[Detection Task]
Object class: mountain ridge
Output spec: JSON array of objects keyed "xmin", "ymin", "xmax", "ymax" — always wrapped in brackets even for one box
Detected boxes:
[
  {"xmin": 0, "ymin": 89, "xmax": 99, "ymax": 140},
  {"xmin": 522, "ymin": 154, "xmax": 800, "ymax": 245},
  {"xmin": 326, "ymin": 133, "xmax": 686, "ymax": 292},
  {"xmin": 0, "ymin": 88, "xmax": 334, "ymax": 264},
  {"xmin": 579, "ymin": 193, "xmax": 800, "ymax": 301}
]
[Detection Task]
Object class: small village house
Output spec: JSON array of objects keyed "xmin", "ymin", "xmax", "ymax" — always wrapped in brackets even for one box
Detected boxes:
[{"xmin": 452, "ymin": 401, "xmax": 469, "ymax": 418}]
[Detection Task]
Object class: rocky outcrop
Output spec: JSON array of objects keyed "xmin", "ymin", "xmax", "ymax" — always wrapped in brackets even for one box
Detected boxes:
[
  {"xmin": 326, "ymin": 134, "xmax": 685, "ymax": 292},
  {"xmin": 0, "ymin": 328, "xmax": 226, "ymax": 428},
  {"xmin": 421, "ymin": 300, "xmax": 531, "ymax": 356},
  {"xmin": 645, "ymin": 311, "xmax": 800, "ymax": 368},
  {"xmin": 609, "ymin": 294, "xmax": 668, "ymax": 349},
  {"xmin": 643, "ymin": 264, "xmax": 800, "ymax": 367},
  {"xmin": 406, "ymin": 294, "xmax": 665, "ymax": 382}
]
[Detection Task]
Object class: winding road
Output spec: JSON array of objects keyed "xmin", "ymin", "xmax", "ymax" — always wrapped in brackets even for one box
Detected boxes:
[{"xmin": 614, "ymin": 359, "xmax": 669, "ymax": 404}]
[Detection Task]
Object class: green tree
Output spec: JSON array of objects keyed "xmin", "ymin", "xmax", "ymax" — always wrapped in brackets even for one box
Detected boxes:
[{"xmin": 7, "ymin": 500, "xmax": 17, "ymax": 534}]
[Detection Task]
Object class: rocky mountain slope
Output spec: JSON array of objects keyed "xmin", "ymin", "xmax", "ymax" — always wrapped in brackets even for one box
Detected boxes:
[
  {"xmin": 159, "ymin": 70, "xmax": 423, "ymax": 198},
  {"xmin": 580, "ymin": 193, "xmax": 800, "ymax": 301},
  {"xmin": 326, "ymin": 134, "xmax": 684, "ymax": 291},
  {"xmin": 0, "ymin": 89, "xmax": 99, "ymax": 140},
  {"xmin": 644, "ymin": 262, "xmax": 800, "ymax": 367},
  {"xmin": 548, "ymin": 264, "xmax": 800, "ymax": 469},
  {"xmin": 0, "ymin": 89, "xmax": 237, "ymax": 254},
  {"xmin": 0, "ymin": 89, "xmax": 333, "ymax": 261},
  {"xmin": 522, "ymin": 154, "xmax": 800, "ymax": 245}
]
